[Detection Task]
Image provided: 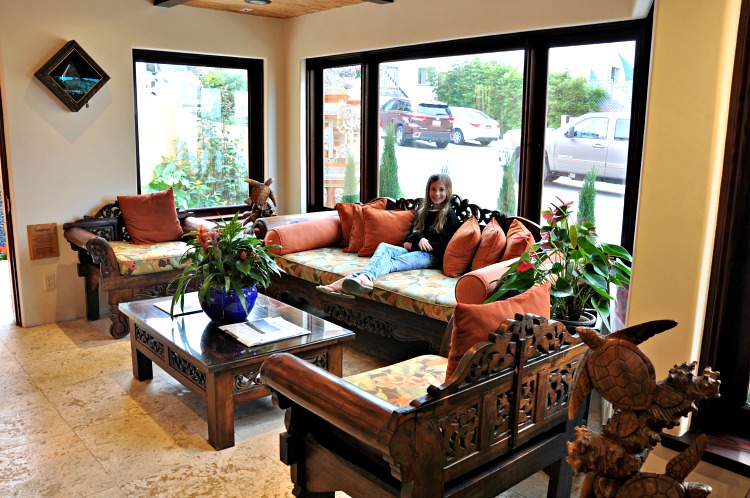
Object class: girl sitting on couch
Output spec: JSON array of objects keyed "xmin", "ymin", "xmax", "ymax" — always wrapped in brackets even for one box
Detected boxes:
[{"xmin": 317, "ymin": 173, "xmax": 460, "ymax": 298}]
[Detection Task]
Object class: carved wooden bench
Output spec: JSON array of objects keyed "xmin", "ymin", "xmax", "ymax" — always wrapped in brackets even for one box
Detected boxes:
[
  {"xmin": 253, "ymin": 196, "xmax": 542, "ymax": 352},
  {"xmin": 260, "ymin": 313, "xmax": 588, "ymax": 497},
  {"xmin": 63, "ymin": 202, "xmax": 207, "ymax": 338}
]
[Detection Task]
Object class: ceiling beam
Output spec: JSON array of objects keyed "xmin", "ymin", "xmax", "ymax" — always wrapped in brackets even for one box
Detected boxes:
[{"xmin": 154, "ymin": 0, "xmax": 191, "ymax": 7}]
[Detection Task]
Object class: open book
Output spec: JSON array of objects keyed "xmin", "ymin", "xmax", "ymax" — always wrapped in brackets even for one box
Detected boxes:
[{"xmin": 220, "ymin": 316, "xmax": 311, "ymax": 347}]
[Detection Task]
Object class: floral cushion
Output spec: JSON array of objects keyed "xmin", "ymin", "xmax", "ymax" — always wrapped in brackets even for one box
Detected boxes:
[
  {"xmin": 276, "ymin": 248, "xmax": 458, "ymax": 322},
  {"xmin": 345, "ymin": 355, "xmax": 448, "ymax": 407},
  {"xmin": 110, "ymin": 241, "xmax": 188, "ymax": 276}
]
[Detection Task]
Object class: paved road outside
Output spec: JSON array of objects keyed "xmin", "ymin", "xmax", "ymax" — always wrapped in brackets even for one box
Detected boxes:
[{"xmin": 385, "ymin": 138, "xmax": 626, "ymax": 244}]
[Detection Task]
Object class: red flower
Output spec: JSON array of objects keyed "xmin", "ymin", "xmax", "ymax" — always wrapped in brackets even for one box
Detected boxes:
[{"xmin": 239, "ymin": 251, "xmax": 247, "ymax": 260}]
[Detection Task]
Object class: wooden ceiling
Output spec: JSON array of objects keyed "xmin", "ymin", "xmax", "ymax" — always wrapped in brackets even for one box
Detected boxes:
[{"xmin": 155, "ymin": 0, "xmax": 393, "ymax": 20}]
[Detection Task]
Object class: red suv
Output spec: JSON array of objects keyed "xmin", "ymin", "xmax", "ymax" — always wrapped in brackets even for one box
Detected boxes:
[{"xmin": 379, "ymin": 98, "xmax": 454, "ymax": 148}]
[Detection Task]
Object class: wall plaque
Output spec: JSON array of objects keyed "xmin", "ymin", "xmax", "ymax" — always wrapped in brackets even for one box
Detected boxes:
[{"xmin": 28, "ymin": 223, "xmax": 60, "ymax": 260}]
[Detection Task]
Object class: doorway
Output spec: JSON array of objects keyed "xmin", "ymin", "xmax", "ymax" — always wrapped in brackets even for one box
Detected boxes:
[{"xmin": 0, "ymin": 83, "xmax": 20, "ymax": 325}]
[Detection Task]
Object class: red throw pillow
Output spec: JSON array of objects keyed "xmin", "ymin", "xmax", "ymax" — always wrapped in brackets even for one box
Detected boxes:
[
  {"xmin": 471, "ymin": 218, "xmax": 507, "ymax": 271},
  {"xmin": 446, "ymin": 282, "xmax": 551, "ymax": 377},
  {"xmin": 117, "ymin": 188, "xmax": 183, "ymax": 245},
  {"xmin": 358, "ymin": 208, "xmax": 416, "ymax": 256},
  {"xmin": 265, "ymin": 217, "xmax": 343, "ymax": 255},
  {"xmin": 344, "ymin": 198, "xmax": 388, "ymax": 253},
  {"xmin": 500, "ymin": 219, "xmax": 535, "ymax": 262},
  {"xmin": 443, "ymin": 216, "xmax": 481, "ymax": 277}
]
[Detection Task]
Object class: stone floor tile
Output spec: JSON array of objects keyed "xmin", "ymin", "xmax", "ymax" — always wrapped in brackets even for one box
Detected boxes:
[{"xmin": 0, "ymin": 432, "xmax": 117, "ymax": 497}]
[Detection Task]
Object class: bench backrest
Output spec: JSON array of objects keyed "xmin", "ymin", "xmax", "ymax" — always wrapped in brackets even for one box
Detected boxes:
[
  {"xmin": 389, "ymin": 194, "xmax": 541, "ymax": 239},
  {"xmin": 63, "ymin": 202, "xmax": 192, "ymax": 242}
]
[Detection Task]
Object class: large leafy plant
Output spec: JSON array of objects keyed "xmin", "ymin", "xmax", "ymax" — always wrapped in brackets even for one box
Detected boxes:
[
  {"xmin": 487, "ymin": 199, "xmax": 631, "ymax": 330},
  {"xmin": 170, "ymin": 212, "xmax": 281, "ymax": 317}
]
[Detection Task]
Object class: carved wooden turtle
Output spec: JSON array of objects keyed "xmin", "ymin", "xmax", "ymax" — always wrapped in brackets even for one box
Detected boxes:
[
  {"xmin": 614, "ymin": 434, "xmax": 711, "ymax": 498},
  {"xmin": 569, "ymin": 319, "xmax": 677, "ymax": 419}
]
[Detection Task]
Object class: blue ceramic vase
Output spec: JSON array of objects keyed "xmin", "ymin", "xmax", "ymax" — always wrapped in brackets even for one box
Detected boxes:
[{"xmin": 199, "ymin": 285, "xmax": 258, "ymax": 324}]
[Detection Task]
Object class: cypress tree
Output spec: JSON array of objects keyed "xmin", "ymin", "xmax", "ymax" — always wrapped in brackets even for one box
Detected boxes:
[
  {"xmin": 341, "ymin": 152, "xmax": 359, "ymax": 203},
  {"xmin": 378, "ymin": 125, "xmax": 403, "ymax": 199},
  {"xmin": 577, "ymin": 168, "xmax": 597, "ymax": 225},
  {"xmin": 496, "ymin": 151, "xmax": 517, "ymax": 215}
]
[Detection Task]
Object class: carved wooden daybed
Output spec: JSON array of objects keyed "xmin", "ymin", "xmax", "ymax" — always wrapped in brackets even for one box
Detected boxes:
[
  {"xmin": 260, "ymin": 313, "xmax": 588, "ymax": 497},
  {"xmin": 253, "ymin": 196, "xmax": 542, "ymax": 352},
  {"xmin": 63, "ymin": 202, "xmax": 207, "ymax": 338}
]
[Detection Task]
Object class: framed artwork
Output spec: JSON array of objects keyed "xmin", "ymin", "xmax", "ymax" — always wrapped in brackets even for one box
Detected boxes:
[{"xmin": 34, "ymin": 40, "xmax": 110, "ymax": 112}]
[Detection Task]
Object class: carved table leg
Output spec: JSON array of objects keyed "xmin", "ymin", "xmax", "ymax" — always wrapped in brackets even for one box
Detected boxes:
[{"xmin": 206, "ymin": 370, "xmax": 235, "ymax": 450}]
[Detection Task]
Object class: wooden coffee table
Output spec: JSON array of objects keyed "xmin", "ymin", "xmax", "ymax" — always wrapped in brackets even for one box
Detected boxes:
[{"xmin": 119, "ymin": 293, "xmax": 355, "ymax": 450}]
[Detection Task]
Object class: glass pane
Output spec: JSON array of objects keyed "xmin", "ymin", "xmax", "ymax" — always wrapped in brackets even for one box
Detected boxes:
[
  {"xmin": 135, "ymin": 62, "xmax": 250, "ymax": 210},
  {"xmin": 322, "ymin": 65, "xmax": 362, "ymax": 208},
  {"xmin": 541, "ymin": 42, "xmax": 636, "ymax": 244},
  {"xmin": 378, "ymin": 52, "xmax": 524, "ymax": 213}
]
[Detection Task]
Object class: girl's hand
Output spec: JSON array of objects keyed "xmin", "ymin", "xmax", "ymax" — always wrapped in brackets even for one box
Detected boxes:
[
  {"xmin": 403, "ymin": 241, "xmax": 412, "ymax": 250},
  {"xmin": 418, "ymin": 238, "xmax": 433, "ymax": 252}
]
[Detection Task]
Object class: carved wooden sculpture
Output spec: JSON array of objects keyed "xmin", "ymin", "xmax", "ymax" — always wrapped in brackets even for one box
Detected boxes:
[
  {"xmin": 244, "ymin": 177, "xmax": 277, "ymax": 223},
  {"xmin": 566, "ymin": 320, "xmax": 721, "ymax": 498}
]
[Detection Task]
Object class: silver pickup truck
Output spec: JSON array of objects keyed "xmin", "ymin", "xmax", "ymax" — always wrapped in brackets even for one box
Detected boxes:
[
  {"xmin": 544, "ymin": 112, "xmax": 630, "ymax": 183},
  {"xmin": 501, "ymin": 111, "xmax": 630, "ymax": 183}
]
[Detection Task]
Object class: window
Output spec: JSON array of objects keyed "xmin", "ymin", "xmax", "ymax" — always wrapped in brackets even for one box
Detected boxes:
[
  {"xmin": 133, "ymin": 50, "xmax": 263, "ymax": 215},
  {"xmin": 321, "ymin": 64, "xmax": 362, "ymax": 207},
  {"xmin": 306, "ymin": 16, "xmax": 652, "ymax": 254}
]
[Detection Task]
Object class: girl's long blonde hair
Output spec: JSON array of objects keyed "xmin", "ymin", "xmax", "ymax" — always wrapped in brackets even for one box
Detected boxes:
[{"xmin": 413, "ymin": 173, "xmax": 453, "ymax": 233}]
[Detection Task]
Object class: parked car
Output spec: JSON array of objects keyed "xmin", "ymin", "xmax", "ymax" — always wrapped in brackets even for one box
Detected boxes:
[
  {"xmin": 544, "ymin": 112, "xmax": 630, "ymax": 183},
  {"xmin": 379, "ymin": 98, "xmax": 453, "ymax": 148},
  {"xmin": 500, "ymin": 112, "xmax": 630, "ymax": 183},
  {"xmin": 449, "ymin": 106, "xmax": 500, "ymax": 146}
]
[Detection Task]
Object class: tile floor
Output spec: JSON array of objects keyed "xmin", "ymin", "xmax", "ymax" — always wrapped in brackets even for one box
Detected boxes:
[{"xmin": 0, "ymin": 307, "xmax": 586, "ymax": 497}]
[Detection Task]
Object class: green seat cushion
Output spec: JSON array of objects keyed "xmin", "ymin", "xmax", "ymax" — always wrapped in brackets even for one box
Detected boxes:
[
  {"xmin": 110, "ymin": 241, "xmax": 188, "ymax": 276},
  {"xmin": 345, "ymin": 355, "xmax": 448, "ymax": 407},
  {"xmin": 276, "ymin": 247, "xmax": 458, "ymax": 322}
]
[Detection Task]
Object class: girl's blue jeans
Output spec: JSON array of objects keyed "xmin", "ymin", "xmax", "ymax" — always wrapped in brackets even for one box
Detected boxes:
[{"xmin": 354, "ymin": 243, "xmax": 436, "ymax": 282}]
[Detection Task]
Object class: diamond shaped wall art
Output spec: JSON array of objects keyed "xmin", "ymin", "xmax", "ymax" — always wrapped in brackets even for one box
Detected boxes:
[{"xmin": 35, "ymin": 40, "xmax": 110, "ymax": 112}]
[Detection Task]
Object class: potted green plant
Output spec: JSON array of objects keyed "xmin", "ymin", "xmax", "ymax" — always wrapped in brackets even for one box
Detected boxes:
[
  {"xmin": 486, "ymin": 199, "xmax": 632, "ymax": 330},
  {"xmin": 170, "ymin": 212, "xmax": 281, "ymax": 323}
]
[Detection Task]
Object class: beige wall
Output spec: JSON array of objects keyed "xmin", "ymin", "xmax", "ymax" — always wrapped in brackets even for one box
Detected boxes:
[
  {"xmin": 0, "ymin": 0, "xmax": 284, "ymax": 326},
  {"xmin": 0, "ymin": 0, "xmax": 747, "ymax": 489}
]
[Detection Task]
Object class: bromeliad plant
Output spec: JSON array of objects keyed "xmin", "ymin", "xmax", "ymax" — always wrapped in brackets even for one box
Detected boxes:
[
  {"xmin": 170, "ymin": 212, "xmax": 281, "ymax": 317},
  {"xmin": 486, "ymin": 198, "xmax": 632, "ymax": 330}
]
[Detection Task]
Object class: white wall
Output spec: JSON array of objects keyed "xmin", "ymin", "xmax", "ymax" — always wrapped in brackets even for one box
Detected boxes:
[{"xmin": 0, "ymin": 0, "xmax": 284, "ymax": 326}]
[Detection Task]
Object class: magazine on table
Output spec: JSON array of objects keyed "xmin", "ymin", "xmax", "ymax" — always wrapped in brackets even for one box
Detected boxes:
[
  {"xmin": 220, "ymin": 316, "xmax": 311, "ymax": 347},
  {"xmin": 154, "ymin": 293, "xmax": 202, "ymax": 316}
]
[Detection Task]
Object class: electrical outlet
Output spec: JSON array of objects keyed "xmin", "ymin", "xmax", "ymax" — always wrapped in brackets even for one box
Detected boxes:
[{"xmin": 44, "ymin": 273, "xmax": 55, "ymax": 292}]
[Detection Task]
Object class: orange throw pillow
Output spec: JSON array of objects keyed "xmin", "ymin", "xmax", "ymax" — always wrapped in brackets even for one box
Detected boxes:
[
  {"xmin": 344, "ymin": 198, "xmax": 388, "ymax": 253},
  {"xmin": 500, "ymin": 219, "xmax": 535, "ymax": 262},
  {"xmin": 117, "ymin": 188, "xmax": 183, "ymax": 245},
  {"xmin": 471, "ymin": 218, "xmax": 507, "ymax": 271},
  {"xmin": 265, "ymin": 217, "xmax": 343, "ymax": 255},
  {"xmin": 443, "ymin": 216, "xmax": 481, "ymax": 277},
  {"xmin": 358, "ymin": 208, "xmax": 416, "ymax": 256},
  {"xmin": 446, "ymin": 282, "xmax": 551, "ymax": 378}
]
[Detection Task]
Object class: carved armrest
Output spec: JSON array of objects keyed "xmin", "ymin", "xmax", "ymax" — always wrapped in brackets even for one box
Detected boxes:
[
  {"xmin": 259, "ymin": 353, "xmax": 397, "ymax": 453},
  {"xmin": 182, "ymin": 216, "xmax": 216, "ymax": 233},
  {"xmin": 64, "ymin": 227, "xmax": 120, "ymax": 278},
  {"xmin": 253, "ymin": 211, "xmax": 339, "ymax": 239}
]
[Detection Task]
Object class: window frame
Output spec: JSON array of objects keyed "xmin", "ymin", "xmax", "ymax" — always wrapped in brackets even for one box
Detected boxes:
[
  {"xmin": 684, "ymin": 0, "xmax": 750, "ymax": 463},
  {"xmin": 132, "ymin": 49, "xmax": 264, "ymax": 217},
  {"xmin": 305, "ymin": 15, "xmax": 652, "ymax": 252}
]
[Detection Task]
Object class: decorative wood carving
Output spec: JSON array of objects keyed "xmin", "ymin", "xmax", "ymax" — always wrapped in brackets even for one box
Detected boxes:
[
  {"xmin": 260, "ymin": 313, "xmax": 589, "ymax": 497},
  {"xmin": 135, "ymin": 325, "xmax": 165, "ymax": 359},
  {"xmin": 168, "ymin": 349, "xmax": 207, "ymax": 390},
  {"xmin": 566, "ymin": 320, "xmax": 721, "ymax": 497}
]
